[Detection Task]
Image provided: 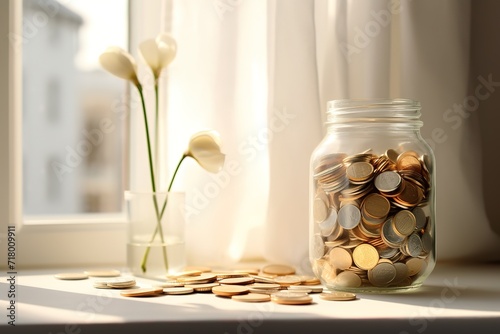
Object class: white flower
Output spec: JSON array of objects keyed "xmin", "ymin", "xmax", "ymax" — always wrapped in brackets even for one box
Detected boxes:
[
  {"xmin": 139, "ymin": 33, "xmax": 177, "ymax": 79},
  {"xmin": 185, "ymin": 130, "xmax": 225, "ymax": 173},
  {"xmin": 99, "ymin": 47, "xmax": 140, "ymax": 86}
]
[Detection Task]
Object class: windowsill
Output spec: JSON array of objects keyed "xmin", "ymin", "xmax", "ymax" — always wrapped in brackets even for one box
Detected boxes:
[{"xmin": 1, "ymin": 262, "xmax": 499, "ymax": 333}]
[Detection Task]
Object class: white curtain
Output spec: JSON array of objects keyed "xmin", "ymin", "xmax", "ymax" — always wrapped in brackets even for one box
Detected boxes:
[{"xmin": 161, "ymin": 0, "xmax": 500, "ymax": 267}]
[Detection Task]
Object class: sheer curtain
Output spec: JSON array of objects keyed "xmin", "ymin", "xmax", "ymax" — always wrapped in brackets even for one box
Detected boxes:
[{"xmin": 160, "ymin": 0, "xmax": 500, "ymax": 268}]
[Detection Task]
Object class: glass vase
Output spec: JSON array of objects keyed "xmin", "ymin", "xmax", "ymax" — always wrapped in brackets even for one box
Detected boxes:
[{"xmin": 125, "ymin": 191, "xmax": 186, "ymax": 279}]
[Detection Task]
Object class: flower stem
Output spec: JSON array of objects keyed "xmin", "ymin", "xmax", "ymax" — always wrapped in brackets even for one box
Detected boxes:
[
  {"xmin": 140, "ymin": 154, "xmax": 187, "ymax": 258},
  {"xmin": 137, "ymin": 85, "xmax": 169, "ymax": 274},
  {"xmin": 154, "ymin": 81, "xmax": 159, "ymax": 186}
]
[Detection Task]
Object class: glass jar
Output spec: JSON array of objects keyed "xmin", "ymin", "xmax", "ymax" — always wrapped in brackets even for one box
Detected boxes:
[{"xmin": 309, "ymin": 99, "xmax": 435, "ymax": 293}]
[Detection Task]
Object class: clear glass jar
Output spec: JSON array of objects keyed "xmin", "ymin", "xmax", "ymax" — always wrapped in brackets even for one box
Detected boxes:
[{"xmin": 309, "ymin": 99, "xmax": 435, "ymax": 293}]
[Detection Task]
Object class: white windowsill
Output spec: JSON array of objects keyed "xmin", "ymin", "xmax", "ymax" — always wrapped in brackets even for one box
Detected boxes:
[{"xmin": 1, "ymin": 262, "xmax": 499, "ymax": 333}]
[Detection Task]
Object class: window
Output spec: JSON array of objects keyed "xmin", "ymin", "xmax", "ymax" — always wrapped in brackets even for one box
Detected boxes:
[
  {"xmin": 22, "ymin": 0, "xmax": 128, "ymax": 216},
  {"xmin": 0, "ymin": 0, "xmax": 165, "ymax": 268}
]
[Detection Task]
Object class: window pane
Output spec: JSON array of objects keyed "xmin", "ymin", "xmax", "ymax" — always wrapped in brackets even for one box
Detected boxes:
[{"xmin": 22, "ymin": 0, "xmax": 129, "ymax": 215}]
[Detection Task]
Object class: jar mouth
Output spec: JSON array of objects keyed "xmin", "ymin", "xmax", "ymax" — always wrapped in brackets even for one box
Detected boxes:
[{"xmin": 327, "ymin": 98, "xmax": 422, "ymax": 126}]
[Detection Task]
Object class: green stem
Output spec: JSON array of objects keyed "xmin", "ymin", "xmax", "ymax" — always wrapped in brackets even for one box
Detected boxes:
[
  {"xmin": 141, "ymin": 154, "xmax": 188, "ymax": 259},
  {"xmin": 137, "ymin": 85, "xmax": 169, "ymax": 274},
  {"xmin": 154, "ymin": 81, "xmax": 159, "ymax": 186}
]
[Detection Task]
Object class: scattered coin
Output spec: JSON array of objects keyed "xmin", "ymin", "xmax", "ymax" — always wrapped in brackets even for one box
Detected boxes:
[
  {"xmin": 262, "ymin": 264, "xmax": 296, "ymax": 276},
  {"xmin": 319, "ymin": 291, "xmax": 356, "ymax": 301},
  {"xmin": 212, "ymin": 285, "xmax": 249, "ymax": 297},
  {"xmin": 120, "ymin": 287, "xmax": 164, "ymax": 297},
  {"xmin": 184, "ymin": 283, "xmax": 219, "ymax": 292},
  {"xmin": 178, "ymin": 273, "xmax": 217, "ymax": 284},
  {"xmin": 232, "ymin": 293, "xmax": 271, "ymax": 303},
  {"xmin": 163, "ymin": 287, "xmax": 194, "ymax": 295},
  {"xmin": 219, "ymin": 277, "xmax": 255, "ymax": 285},
  {"xmin": 273, "ymin": 275, "xmax": 302, "ymax": 287},
  {"xmin": 271, "ymin": 291, "xmax": 313, "ymax": 305},
  {"xmin": 54, "ymin": 272, "xmax": 88, "ymax": 280}
]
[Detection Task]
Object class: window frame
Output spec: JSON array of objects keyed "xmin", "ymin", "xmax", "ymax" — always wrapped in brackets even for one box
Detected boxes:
[{"xmin": 0, "ymin": 0, "xmax": 163, "ymax": 269}]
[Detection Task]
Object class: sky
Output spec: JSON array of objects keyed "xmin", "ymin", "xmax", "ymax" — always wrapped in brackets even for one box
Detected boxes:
[{"xmin": 64, "ymin": 0, "xmax": 129, "ymax": 71}]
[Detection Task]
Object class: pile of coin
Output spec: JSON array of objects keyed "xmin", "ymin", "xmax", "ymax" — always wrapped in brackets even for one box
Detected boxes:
[
  {"xmin": 312, "ymin": 148, "xmax": 433, "ymax": 290},
  {"xmin": 55, "ymin": 265, "xmax": 358, "ymax": 304}
]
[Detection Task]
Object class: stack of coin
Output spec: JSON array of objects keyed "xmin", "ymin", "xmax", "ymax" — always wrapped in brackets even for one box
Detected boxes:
[{"xmin": 311, "ymin": 148, "xmax": 434, "ymax": 290}]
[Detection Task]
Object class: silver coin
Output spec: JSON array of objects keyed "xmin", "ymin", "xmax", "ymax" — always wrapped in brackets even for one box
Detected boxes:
[
  {"xmin": 406, "ymin": 233, "xmax": 423, "ymax": 257},
  {"xmin": 412, "ymin": 206, "xmax": 427, "ymax": 230},
  {"xmin": 337, "ymin": 204, "xmax": 361, "ymax": 230},
  {"xmin": 378, "ymin": 247, "xmax": 399, "ymax": 259},
  {"xmin": 374, "ymin": 171, "xmax": 401, "ymax": 193},
  {"xmin": 368, "ymin": 262, "xmax": 397, "ymax": 287},
  {"xmin": 391, "ymin": 262, "xmax": 409, "ymax": 284},
  {"xmin": 382, "ymin": 219, "xmax": 405, "ymax": 246},
  {"xmin": 311, "ymin": 233, "xmax": 325, "ymax": 260},
  {"xmin": 421, "ymin": 231, "xmax": 433, "ymax": 253},
  {"xmin": 319, "ymin": 209, "xmax": 338, "ymax": 237}
]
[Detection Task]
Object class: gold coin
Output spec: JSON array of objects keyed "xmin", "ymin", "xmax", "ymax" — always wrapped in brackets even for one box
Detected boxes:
[
  {"xmin": 363, "ymin": 193, "xmax": 390, "ymax": 219},
  {"xmin": 273, "ymin": 275, "xmax": 302, "ymax": 287},
  {"xmin": 406, "ymin": 258, "xmax": 425, "ymax": 276},
  {"xmin": 248, "ymin": 283, "xmax": 281, "ymax": 290},
  {"xmin": 271, "ymin": 291, "xmax": 313, "ymax": 305},
  {"xmin": 393, "ymin": 210, "xmax": 416, "ymax": 237},
  {"xmin": 184, "ymin": 282, "xmax": 219, "ymax": 292},
  {"xmin": 328, "ymin": 247, "xmax": 353, "ymax": 270},
  {"xmin": 232, "ymin": 293, "xmax": 271, "ymax": 303},
  {"xmin": 319, "ymin": 291, "xmax": 356, "ymax": 301},
  {"xmin": 212, "ymin": 285, "xmax": 249, "ymax": 297},
  {"xmin": 249, "ymin": 275, "xmax": 277, "ymax": 284},
  {"xmin": 346, "ymin": 162, "xmax": 374, "ymax": 182},
  {"xmin": 120, "ymin": 287, "xmax": 163, "ymax": 297},
  {"xmin": 352, "ymin": 244, "xmax": 379, "ymax": 270},
  {"xmin": 163, "ymin": 287, "xmax": 194, "ymax": 295},
  {"xmin": 332, "ymin": 271, "xmax": 362, "ymax": 288},
  {"xmin": 262, "ymin": 264, "xmax": 296, "ymax": 276},
  {"xmin": 397, "ymin": 153, "xmax": 422, "ymax": 173},
  {"xmin": 219, "ymin": 277, "xmax": 255, "ymax": 285},
  {"xmin": 212, "ymin": 272, "xmax": 249, "ymax": 279},
  {"xmin": 395, "ymin": 180, "xmax": 423, "ymax": 207},
  {"xmin": 178, "ymin": 273, "xmax": 217, "ymax": 284},
  {"xmin": 385, "ymin": 149, "xmax": 399, "ymax": 163},
  {"xmin": 298, "ymin": 275, "xmax": 321, "ymax": 285}
]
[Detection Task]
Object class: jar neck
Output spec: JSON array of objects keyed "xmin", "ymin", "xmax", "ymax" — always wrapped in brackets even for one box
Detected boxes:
[{"xmin": 326, "ymin": 99, "xmax": 423, "ymax": 131}]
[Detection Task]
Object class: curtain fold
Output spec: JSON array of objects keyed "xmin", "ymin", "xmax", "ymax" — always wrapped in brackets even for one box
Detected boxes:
[{"xmin": 161, "ymin": 0, "xmax": 500, "ymax": 267}]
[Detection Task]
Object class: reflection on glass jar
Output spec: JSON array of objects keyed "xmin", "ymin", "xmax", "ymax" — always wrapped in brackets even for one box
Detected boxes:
[{"xmin": 309, "ymin": 99, "xmax": 435, "ymax": 293}]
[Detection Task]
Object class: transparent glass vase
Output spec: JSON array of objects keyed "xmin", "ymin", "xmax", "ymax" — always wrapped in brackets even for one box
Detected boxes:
[
  {"xmin": 125, "ymin": 191, "xmax": 186, "ymax": 279},
  {"xmin": 309, "ymin": 99, "xmax": 435, "ymax": 293}
]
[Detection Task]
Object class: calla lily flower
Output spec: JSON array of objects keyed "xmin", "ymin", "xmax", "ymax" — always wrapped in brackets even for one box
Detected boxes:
[
  {"xmin": 185, "ymin": 130, "xmax": 225, "ymax": 173},
  {"xmin": 139, "ymin": 33, "xmax": 177, "ymax": 79},
  {"xmin": 99, "ymin": 47, "xmax": 140, "ymax": 87}
]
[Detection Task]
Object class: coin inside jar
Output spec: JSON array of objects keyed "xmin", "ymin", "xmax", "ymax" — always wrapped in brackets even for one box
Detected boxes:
[
  {"xmin": 346, "ymin": 161, "xmax": 374, "ymax": 182},
  {"xmin": 374, "ymin": 171, "xmax": 402, "ymax": 193},
  {"xmin": 352, "ymin": 244, "xmax": 379, "ymax": 270},
  {"xmin": 393, "ymin": 210, "xmax": 417, "ymax": 237},
  {"xmin": 362, "ymin": 193, "xmax": 390, "ymax": 219},
  {"xmin": 337, "ymin": 204, "xmax": 361, "ymax": 230}
]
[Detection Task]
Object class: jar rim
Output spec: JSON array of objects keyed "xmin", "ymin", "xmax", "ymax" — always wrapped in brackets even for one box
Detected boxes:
[
  {"xmin": 326, "ymin": 98, "xmax": 422, "ymax": 126},
  {"xmin": 328, "ymin": 98, "xmax": 420, "ymax": 111}
]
